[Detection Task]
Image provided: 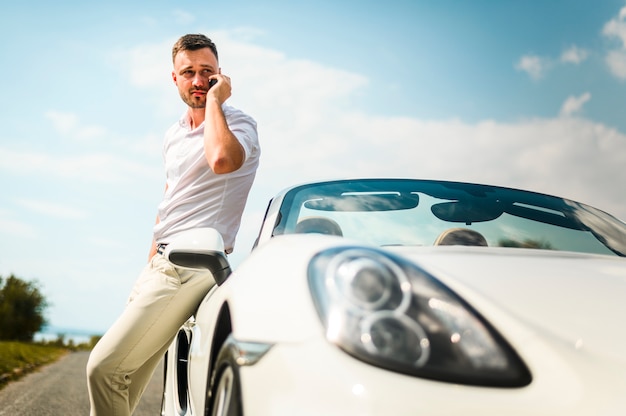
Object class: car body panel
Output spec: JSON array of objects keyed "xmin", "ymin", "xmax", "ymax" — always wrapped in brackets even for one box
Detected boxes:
[{"xmin": 238, "ymin": 337, "xmax": 625, "ymax": 416}]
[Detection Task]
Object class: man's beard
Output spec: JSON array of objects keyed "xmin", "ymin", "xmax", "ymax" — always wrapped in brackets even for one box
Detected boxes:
[{"xmin": 180, "ymin": 90, "xmax": 207, "ymax": 109}]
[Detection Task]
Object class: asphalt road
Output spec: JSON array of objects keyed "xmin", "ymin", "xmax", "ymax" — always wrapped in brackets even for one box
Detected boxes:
[{"xmin": 0, "ymin": 351, "xmax": 163, "ymax": 415}]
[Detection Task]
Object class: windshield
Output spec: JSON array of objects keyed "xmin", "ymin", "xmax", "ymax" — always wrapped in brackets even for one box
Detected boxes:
[{"xmin": 272, "ymin": 179, "xmax": 626, "ymax": 256}]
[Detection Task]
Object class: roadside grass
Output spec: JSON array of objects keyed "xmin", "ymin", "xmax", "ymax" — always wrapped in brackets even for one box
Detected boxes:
[{"xmin": 0, "ymin": 342, "xmax": 68, "ymax": 387}]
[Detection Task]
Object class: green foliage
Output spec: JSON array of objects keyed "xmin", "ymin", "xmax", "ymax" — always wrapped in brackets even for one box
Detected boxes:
[
  {"xmin": 0, "ymin": 274, "xmax": 48, "ymax": 342},
  {"xmin": 0, "ymin": 341, "xmax": 65, "ymax": 374},
  {"xmin": 88, "ymin": 334, "xmax": 102, "ymax": 349},
  {"xmin": 39, "ymin": 333, "xmax": 102, "ymax": 351},
  {"xmin": 0, "ymin": 341, "xmax": 66, "ymax": 386}
]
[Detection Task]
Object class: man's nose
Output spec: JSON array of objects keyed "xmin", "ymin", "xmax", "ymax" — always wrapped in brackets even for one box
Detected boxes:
[{"xmin": 192, "ymin": 73, "xmax": 206, "ymax": 86}]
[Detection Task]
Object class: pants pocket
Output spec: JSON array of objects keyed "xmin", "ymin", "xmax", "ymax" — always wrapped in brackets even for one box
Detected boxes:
[
  {"xmin": 153, "ymin": 254, "xmax": 205, "ymax": 285},
  {"xmin": 153, "ymin": 254, "xmax": 187, "ymax": 283}
]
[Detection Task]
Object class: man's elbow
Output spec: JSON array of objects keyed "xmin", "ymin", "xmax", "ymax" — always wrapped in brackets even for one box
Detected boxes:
[
  {"xmin": 209, "ymin": 156, "xmax": 243, "ymax": 174},
  {"xmin": 205, "ymin": 142, "xmax": 245, "ymax": 174}
]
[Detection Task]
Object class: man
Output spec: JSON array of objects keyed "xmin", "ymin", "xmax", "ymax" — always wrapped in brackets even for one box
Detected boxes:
[{"xmin": 86, "ymin": 34, "xmax": 260, "ymax": 416}]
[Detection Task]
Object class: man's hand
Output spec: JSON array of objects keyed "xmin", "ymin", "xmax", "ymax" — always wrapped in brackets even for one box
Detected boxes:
[{"xmin": 206, "ymin": 74, "xmax": 232, "ymax": 106}]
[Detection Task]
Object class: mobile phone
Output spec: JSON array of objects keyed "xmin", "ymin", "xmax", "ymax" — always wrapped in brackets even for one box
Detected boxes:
[{"xmin": 209, "ymin": 79, "xmax": 218, "ymax": 89}]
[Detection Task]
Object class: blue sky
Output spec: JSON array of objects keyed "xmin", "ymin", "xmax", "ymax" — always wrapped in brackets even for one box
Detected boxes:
[{"xmin": 1, "ymin": 0, "xmax": 625, "ymax": 334}]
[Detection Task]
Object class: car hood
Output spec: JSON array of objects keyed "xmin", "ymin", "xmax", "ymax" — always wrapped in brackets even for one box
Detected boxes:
[{"xmin": 390, "ymin": 246, "xmax": 626, "ymax": 365}]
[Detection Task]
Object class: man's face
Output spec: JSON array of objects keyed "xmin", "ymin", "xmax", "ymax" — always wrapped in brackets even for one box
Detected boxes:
[{"xmin": 172, "ymin": 48, "xmax": 219, "ymax": 109}]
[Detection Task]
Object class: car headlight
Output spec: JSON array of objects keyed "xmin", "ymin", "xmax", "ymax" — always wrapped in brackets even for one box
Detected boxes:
[{"xmin": 308, "ymin": 247, "xmax": 531, "ymax": 387}]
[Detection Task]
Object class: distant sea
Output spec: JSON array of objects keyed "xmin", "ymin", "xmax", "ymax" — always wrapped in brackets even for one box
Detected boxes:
[{"xmin": 34, "ymin": 325, "xmax": 103, "ymax": 345}]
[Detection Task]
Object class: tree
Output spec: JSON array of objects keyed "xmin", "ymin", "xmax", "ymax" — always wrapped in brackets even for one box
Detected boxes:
[{"xmin": 0, "ymin": 274, "xmax": 48, "ymax": 342}]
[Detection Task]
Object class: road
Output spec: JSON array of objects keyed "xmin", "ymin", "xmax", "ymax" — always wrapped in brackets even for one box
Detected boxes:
[{"xmin": 0, "ymin": 351, "xmax": 163, "ymax": 415}]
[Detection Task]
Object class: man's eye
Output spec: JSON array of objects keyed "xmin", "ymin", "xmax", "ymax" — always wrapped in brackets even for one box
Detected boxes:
[
  {"xmin": 182, "ymin": 70, "xmax": 194, "ymax": 78},
  {"xmin": 201, "ymin": 69, "xmax": 212, "ymax": 76}
]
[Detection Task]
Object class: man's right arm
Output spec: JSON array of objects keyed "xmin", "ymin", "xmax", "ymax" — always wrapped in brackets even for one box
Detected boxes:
[
  {"xmin": 149, "ymin": 183, "xmax": 167, "ymax": 260},
  {"xmin": 148, "ymin": 214, "xmax": 159, "ymax": 260}
]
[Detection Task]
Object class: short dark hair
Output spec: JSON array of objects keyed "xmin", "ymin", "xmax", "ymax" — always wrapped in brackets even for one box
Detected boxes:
[{"xmin": 172, "ymin": 34, "xmax": 218, "ymax": 63}]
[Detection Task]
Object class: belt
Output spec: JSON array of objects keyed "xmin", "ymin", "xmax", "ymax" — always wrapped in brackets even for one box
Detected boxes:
[{"xmin": 156, "ymin": 243, "xmax": 168, "ymax": 255}]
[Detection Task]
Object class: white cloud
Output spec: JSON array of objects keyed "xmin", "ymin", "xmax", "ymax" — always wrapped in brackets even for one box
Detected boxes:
[
  {"xmin": 603, "ymin": 6, "xmax": 626, "ymax": 47},
  {"xmin": 0, "ymin": 209, "xmax": 38, "ymax": 239},
  {"xmin": 515, "ymin": 54, "xmax": 550, "ymax": 80},
  {"xmin": 45, "ymin": 110, "xmax": 107, "ymax": 141},
  {"xmin": 14, "ymin": 198, "xmax": 88, "ymax": 220},
  {"xmin": 559, "ymin": 92, "xmax": 592, "ymax": 117},
  {"xmin": 45, "ymin": 111, "xmax": 78, "ymax": 134},
  {"xmin": 561, "ymin": 45, "xmax": 589, "ymax": 64},
  {"xmin": 252, "ymin": 104, "xmax": 626, "ymax": 220},
  {"xmin": 605, "ymin": 50, "xmax": 626, "ymax": 79},
  {"xmin": 112, "ymin": 38, "xmax": 174, "ymax": 89},
  {"xmin": 173, "ymin": 9, "xmax": 195, "ymax": 25},
  {"xmin": 0, "ymin": 146, "xmax": 159, "ymax": 183},
  {"xmin": 603, "ymin": 6, "xmax": 626, "ymax": 79},
  {"xmin": 516, "ymin": 45, "xmax": 589, "ymax": 80}
]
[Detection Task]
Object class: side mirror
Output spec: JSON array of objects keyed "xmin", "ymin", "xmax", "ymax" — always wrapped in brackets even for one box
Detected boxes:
[{"xmin": 164, "ymin": 228, "xmax": 232, "ymax": 285}]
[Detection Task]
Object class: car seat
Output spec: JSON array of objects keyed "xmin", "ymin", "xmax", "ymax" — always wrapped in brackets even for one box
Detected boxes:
[
  {"xmin": 295, "ymin": 217, "xmax": 343, "ymax": 237},
  {"xmin": 434, "ymin": 228, "xmax": 488, "ymax": 246}
]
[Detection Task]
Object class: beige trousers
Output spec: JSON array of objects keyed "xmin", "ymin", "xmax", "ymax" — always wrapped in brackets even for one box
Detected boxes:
[{"xmin": 86, "ymin": 253, "xmax": 215, "ymax": 416}]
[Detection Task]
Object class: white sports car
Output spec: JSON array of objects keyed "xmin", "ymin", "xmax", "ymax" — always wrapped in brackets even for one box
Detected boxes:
[{"xmin": 161, "ymin": 178, "xmax": 626, "ymax": 416}]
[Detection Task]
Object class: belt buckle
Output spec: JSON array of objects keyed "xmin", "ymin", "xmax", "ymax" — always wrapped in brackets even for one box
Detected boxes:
[{"xmin": 156, "ymin": 243, "xmax": 168, "ymax": 255}]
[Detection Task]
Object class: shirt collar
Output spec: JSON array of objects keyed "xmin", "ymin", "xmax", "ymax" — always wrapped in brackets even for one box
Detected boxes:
[{"xmin": 179, "ymin": 112, "xmax": 204, "ymax": 131}]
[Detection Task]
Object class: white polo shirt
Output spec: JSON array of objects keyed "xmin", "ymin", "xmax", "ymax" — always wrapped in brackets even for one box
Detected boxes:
[{"xmin": 153, "ymin": 105, "xmax": 260, "ymax": 252}]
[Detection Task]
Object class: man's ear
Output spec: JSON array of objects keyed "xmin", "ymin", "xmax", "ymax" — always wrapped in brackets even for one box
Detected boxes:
[
  {"xmin": 218, "ymin": 68, "xmax": 222, "ymax": 74},
  {"xmin": 171, "ymin": 71, "xmax": 177, "ymax": 84}
]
